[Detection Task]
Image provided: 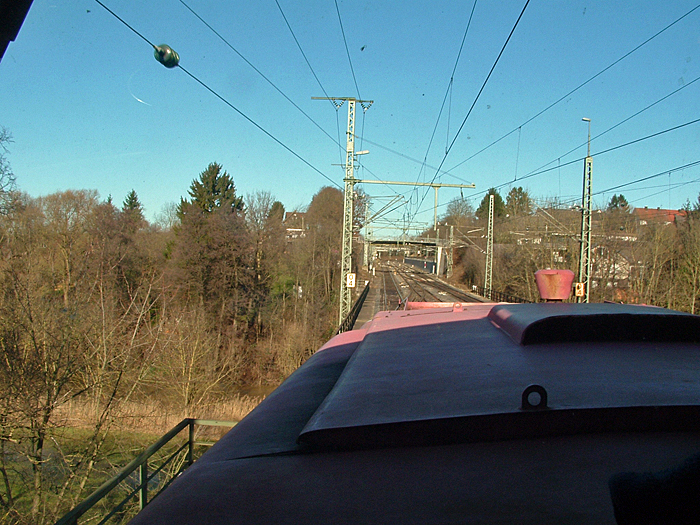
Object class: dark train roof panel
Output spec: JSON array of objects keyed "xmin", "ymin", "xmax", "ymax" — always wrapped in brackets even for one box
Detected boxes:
[{"xmin": 130, "ymin": 302, "xmax": 700, "ymax": 525}]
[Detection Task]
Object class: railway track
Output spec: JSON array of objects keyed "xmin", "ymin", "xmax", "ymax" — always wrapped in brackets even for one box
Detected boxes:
[{"xmin": 378, "ymin": 261, "xmax": 484, "ymax": 306}]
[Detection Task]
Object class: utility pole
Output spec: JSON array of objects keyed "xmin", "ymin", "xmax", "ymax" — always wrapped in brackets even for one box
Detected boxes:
[
  {"xmin": 435, "ymin": 227, "xmax": 440, "ymax": 275},
  {"xmin": 578, "ymin": 118, "xmax": 593, "ymax": 303},
  {"xmin": 484, "ymin": 194, "xmax": 494, "ymax": 300},
  {"xmin": 447, "ymin": 225, "xmax": 454, "ymax": 278},
  {"xmin": 313, "ymin": 97, "xmax": 373, "ymax": 324},
  {"xmin": 363, "ymin": 201, "xmax": 371, "ymax": 269}
]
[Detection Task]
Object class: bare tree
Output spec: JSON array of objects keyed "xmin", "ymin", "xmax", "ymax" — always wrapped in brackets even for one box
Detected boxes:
[
  {"xmin": 0, "ymin": 127, "xmax": 17, "ymax": 215},
  {"xmin": 678, "ymin": 219, "xmax": 700, "ymax": 314}
]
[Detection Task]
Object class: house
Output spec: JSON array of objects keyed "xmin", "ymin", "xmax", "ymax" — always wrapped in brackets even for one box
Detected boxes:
[{"xmin": 633, "ymin": 207, "xmax": 687, "ymax": 226}]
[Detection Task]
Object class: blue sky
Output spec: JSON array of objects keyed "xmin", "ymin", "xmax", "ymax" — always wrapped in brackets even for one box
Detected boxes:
[{"xmin": 1, "ymin": 0, "xmax": 699, "ymax": 234}]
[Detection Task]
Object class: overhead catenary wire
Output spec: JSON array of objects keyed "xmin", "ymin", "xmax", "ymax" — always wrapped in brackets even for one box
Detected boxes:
[
  {"xmin": 384, "ymin": 146, "xmax": 700, "ymax": 238},
  {"xmin": 594, "ymin": 159, "xmax": 700, "ymax": 198},
  {"xmin": 334, "ymin": 0, "xmax": 362, "ymax": 100},
  {"xmin": 515, "ymin": 72, "xmax": 700, "ymax": 184},
  {"xmin": 178, "ymin": 0, "xmax": 342, "ymax": 151},
  {"xmin": 407, "ymin": 0, "xmax": 531, "ymax": 230},
  {"xmin": 361, "ymin": 66, "xmax": 700, "ymax": 202},
  {"xmin": 94, "ymin": 0, "xmax": 340, "ymax": 189},
  {"xmin": 443, "ymin": 116, "xmax": 700, "ymax": 208},
  {"xmin": 445, "ymin": 2, "xmax": 700, "ymax": 175},
  {"xmin": 176, "ymin": 65, "xmax": 340, "ymax": 188},
  {"xmin": 410, "ymin": 124, "xmax": 700, "ymax": 228},
  {"xmin": 354, "ymin": 5, "xmax": 700, "ymax": 200},
  {"xmin": 442, "ymin": 0, "xmax": 530, "ymax": 163},
  {"xmin": 274, "ymin": 0, "xmax": 332, "ymax": 103},
  {"xmin": 356, "ymin": 135, "xmax": 473, "ymax": 183},
  {"xmin": 93, "ymin": 0, "xmax": 698, "ymax": 229},
  {"xmin": 273, "ymin": 0, "xmax": 346, "ymax": 168},
  {"xmin": 415, "ymin": 0, "xmax": 478, "ymax": 185},
  {"xmin": 94, "ymin": 0, "xmax": 155, "ymax": 48},
  {"xmin": 405, "ymin": 0, "xmax": 478, "ymax": 222},
  {"xmin": 430, "ymin": 169, "xmax": 700, "ymax": 242},
  {"xmin": 514, "ymin": 117, "xmax": 700, "ymax": 186},
  {"xmin": 631, "ymin": 177, "xmax": 700, "ymax": 206}
]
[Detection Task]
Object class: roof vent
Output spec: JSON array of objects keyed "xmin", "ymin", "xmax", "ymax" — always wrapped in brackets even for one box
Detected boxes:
[{"xmin": 535, "ymin": 269, "xmax": 575, "ymax": 302}]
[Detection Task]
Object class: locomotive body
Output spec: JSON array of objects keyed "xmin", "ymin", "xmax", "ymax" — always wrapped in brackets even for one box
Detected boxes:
[{"xmin": 130, "ymin": 301, "xmax": 700, "ymax": 524}]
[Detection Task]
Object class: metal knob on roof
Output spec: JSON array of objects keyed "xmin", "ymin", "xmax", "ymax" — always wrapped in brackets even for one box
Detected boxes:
[{"xmin": 521, "ymin": 385, "xmax": 548, "ymax": 410}]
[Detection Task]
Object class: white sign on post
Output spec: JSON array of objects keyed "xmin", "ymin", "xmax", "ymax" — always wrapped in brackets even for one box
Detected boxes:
[{"xmin": 347, "ymin": 273, "xmax": 356, "ymax": 288}]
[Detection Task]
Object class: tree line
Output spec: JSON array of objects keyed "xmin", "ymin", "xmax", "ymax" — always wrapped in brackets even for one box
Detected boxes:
[
  {"xmin": 0, "ymin": 129, "xmax": 348, "ymax": 523},
  {"xmin": 2, "ymin": 119, "xmax": 699, "ymax": 521},
  {"xmin": 440, "ymin": 187, "xmax": 700, "ymax": 314}
]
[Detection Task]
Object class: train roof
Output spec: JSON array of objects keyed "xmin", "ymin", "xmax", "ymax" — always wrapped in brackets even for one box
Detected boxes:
[{"xmin": 130, "ymin": 302, "xmax": 700, "ymax": 525}]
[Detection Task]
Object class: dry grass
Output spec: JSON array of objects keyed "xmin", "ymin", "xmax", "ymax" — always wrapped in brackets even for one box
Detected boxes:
[{"xmin": 54, "ymin": 393, "xmax": 264, "ymax": 437}]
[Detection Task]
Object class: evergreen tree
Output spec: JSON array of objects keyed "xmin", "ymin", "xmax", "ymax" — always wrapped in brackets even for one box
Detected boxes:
[
  {"xmin": 120, "ymin": 189, "xmax": 145, "ymax": 236},
  {"xmin": 122, "ymin": 189, "xmax": 144, "ymax": 221},
  {"xmin": 172, "ymin": 163, "xmax": 252, "ymax": 332},
  {"xmin": 268, "ymin": 201, "xmax": 285, "ymax": 223},
  {"xmin": 505, "ymin": 186, "xmax": 532, "ymax": 216},
  {"xmin": 122, "ymin": 189, "xmax": 142, "ymax": 213},
  {"xmin": 178, "ymin": 162, "xmax": 243, "ymax": 218},
  {"xmin": 476, "ymin": 188, "xmax": 506, "ymax": 219},
  {"xmin": 608, "ymin": 194, "xmax": 629, "ymax": 212}
]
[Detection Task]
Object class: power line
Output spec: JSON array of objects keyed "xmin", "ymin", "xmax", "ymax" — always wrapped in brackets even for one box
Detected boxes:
[
  {"xmin": 635, "ymin": 179, "xmax": 700, "ymax": 207},
  {"xmin": 420, "ymin": 0, "xmax": 479, "ymax": 176},
  {"xmin": 516, "ymin": 73, "xmax": 700, "ymax": 183},
  {"xmin": 178, "ymin": 0, "xmax": 341, "ymax": 150},
  {"xmin": 334, "ymin": 0, "xmax": 362, "ymax": 100},
  {"xmin": 594, "ymin": 159, "xmax": 700, "ymax": 197},
  {"xmin": 404, "ymin": 166, "xmax": 700, "ymax": 245},
  {"xmin": 273, "ymin": 0, "xmax": 345, "ymax": 167},
  {"xmin": 274, "ymin": 0, "xmax": 332, "ymax": 103},
  {"xmin": 446, "ymin": 2, "xmax": 700, "ymax": 174},
  {"xmin": 416, "ymin": 118, "xmax": 700, "ymax": 222},
  {"xmin": 407, "ymin": 0, "xmax": 478, "ymax": 219},
  {"xmin": 94, "ymin": 0, "xmax": 155, "ymax": 48},
  {"xmin": 357, "ymin": 135, "xmax": 473, "ymax": 183},
  {"xmin": 443, "ymin": 0, "xmax": 530, "ymax": 161},
  {"xmin": 362, "ymin": 61, "xmax": 695, "ymax": 192},
  {"xmin": 93, "ymin": 0, "xmax": 340, "ymax": 189},
  {"xmin": 408, "ymin": 0, "xmax": 531, "ymax": 229},
  {"xmin": 433, "ymin": 166, "xmax": 700, "ymax": 236},
  {"xmin": 482, "ymin": 116, "xmax": 700, "ymax": 196},
  {"xmin": 177, "ymin": 65, "xmax": 340, "ymax": 187}
]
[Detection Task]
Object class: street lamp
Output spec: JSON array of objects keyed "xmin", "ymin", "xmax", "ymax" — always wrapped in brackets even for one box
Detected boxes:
[{"xmin": 582, "ymin": 117, "xmax": 591, "ymax": 157}]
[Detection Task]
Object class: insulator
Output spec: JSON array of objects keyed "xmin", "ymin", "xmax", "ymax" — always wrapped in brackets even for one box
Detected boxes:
[{"xmin": 154, "ymin": 44, "xmax": 180, "ymax": 68}]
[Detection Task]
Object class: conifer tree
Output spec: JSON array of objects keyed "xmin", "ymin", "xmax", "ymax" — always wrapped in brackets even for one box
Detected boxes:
[
  {"xmin": 172, "ymin": 163, "xmax": 252, "ymax": 333},
  {"xmin": 178, "ymin": 162, "xmax": 243, "ymax": 218},
  {"xmin": 476, "ymin": 188, "xmax": 506, "ymax": 219}
]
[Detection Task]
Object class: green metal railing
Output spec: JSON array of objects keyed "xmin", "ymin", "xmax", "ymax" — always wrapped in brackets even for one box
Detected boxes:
[{"xmin": 55, "ymin": 418, "xmax": 236, "ymax": 525}]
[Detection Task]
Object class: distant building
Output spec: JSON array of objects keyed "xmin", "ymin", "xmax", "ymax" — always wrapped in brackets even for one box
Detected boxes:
[
  {"xmin": 633, "ymin": 207, "xmax": 687, "ymax": 226},
  {"xmin": 283, "ymin": 211, "xmax": 308, "ymax": 241}
]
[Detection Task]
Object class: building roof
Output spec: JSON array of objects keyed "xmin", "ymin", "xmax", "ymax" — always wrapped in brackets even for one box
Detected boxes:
[{"xmin": 633, "ymin": 207, "xmax": 687, "ymax": 224}]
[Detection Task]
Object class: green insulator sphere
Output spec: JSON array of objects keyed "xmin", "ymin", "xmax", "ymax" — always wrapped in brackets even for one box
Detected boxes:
[{"xmin": 154, "ymin": 44, "xmax": 180, "ymax": 68}]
